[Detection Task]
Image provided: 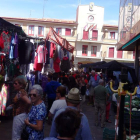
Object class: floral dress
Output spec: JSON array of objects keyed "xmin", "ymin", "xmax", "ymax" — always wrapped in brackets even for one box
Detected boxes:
[{"xmin": 26, "ymin": 102, "xmax": 47, "ymax": 140}]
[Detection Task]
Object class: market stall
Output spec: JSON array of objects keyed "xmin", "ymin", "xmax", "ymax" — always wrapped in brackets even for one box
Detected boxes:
[
  {"xmin": 94, "ymin": 60, "xmax": 137, "ymax": 84},
  {"xmin": 0, "ymin": 18, "xmax": 74, "ymax": 116},
  {"xmin": 124, "ymin": 96, "xmax": 140, "ymax": 140}
]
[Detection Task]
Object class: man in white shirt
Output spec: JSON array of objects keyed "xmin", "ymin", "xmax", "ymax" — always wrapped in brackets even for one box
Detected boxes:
[{"xmin": 48, "ymin": 86, "xmax": 67, "ymax": 124}]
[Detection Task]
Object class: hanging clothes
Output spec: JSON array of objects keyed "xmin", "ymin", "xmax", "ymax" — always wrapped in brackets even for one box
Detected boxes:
[
  {"xmin": 50, "ymin": 58, "xmax": 54, "ymax": 69},
  {"xmin": 9, "ymin": 45, "xmax": 14, "ymax": 59},
  {"xmin": 18, "ymin": 40, "xmax": 34, "ymax": 64},
  {"xmin": 53, "ymin": 57, "xmax": 60, "ymax": 73},
  {"xmin": 66, "ymin": 51, "xmax": 70, "ymax": 60},
  {"xmin": 31, "ymin": 45, "xmax": 35, "ymax": 63},
  {"xmin": 37, "ymin": 45, "xmax": 47, "ymax": 63},
  {"xmin": 5, "ymin": 54, "xmax": 10, "ymax": 68},
  {"xmin": 20, "ymin": 64, "xmax": 29, "ymax": 75},
  {"xmin": 9, "ymin": 35, "xmax": 16, "ymax": 59},
  {"xmin": 34, "ymin": 56, "xmax": 43, "ymax": 72},
  {"xmin": 27, "ymin": 73, "xmax": 35, "ymax": 86},
  {"xmin": 33, "ymin": 45, "xmax": 47, "ymax": 72},
  {"xmin": 14, "ymin": 33, "xmax": 18, "ymax": 58},
  {"xmin": 8, "ymin": 63, "xmax": 16, "ymax": 78},
  {"xmin": 0, "ymin": 84, "xmax": 8, "ymax": 116},
  {"xmin": 50, "ymin": 42, "xmax": 56, "ymax": 58},
  {"xmin": 46, "ymin": 41, "xmax": 50, "ymax": 64},
  {"xmin": 60, "ymin": 56, "xmax": 70, "ymax": 73},
  {"xmin": 0, "ymin": 31, "xmax": 10, "ymax": 54}
]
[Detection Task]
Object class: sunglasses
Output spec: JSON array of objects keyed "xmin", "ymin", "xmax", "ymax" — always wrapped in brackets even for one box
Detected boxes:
[{"xmin": 29, "ymin": 94, "xmax": 37, "ymax": 97}]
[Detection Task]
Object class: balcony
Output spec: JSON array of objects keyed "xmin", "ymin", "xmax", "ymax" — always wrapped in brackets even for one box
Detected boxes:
[{"xmin": 77, "ymin": 33, "xmax": 103, "ymax": 42}]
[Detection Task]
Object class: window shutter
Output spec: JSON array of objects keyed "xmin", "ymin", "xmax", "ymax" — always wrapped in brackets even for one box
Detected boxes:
[
  {"xmin": 65, "ymin": 28, "xmax": 71, "ymax": 36},
  {"xmin": 83, "ymin": 30, "xmax": 88, "ymax": 39},
  {"xmin": 29, "ymin": 27, "xmax": 31, "ymax": 34},
  {"xmin": 42, "ymin": 27, "xmax": 44, "ymax": 35},
  {"xmin": 32, "ymin": 26, "xmax": 34, "ymax": 34},
  {"xmin": 82, "ymin": 45, "xmax": 88, "ymax": 56},
  {"xmin": 28, "ymin": 26, "xmax": 34, "ymax": 35},
  {"xmin": 91, "ymin": 46, "xmax": 97, "ymax": 56},
  {"xmin": 92, "ymin": 30, "xmax": 98, "ymax": 40},
  {"xmin": 109, "ymin": 48, "xmax": 114, "ymax": 58},
  {"xmin": 117, "ymin": 51, "xmax": 122, "ymax": 58},
  {"xmin": 56, "ymin": 28, "xmax": 61, "ymax": 35},
  {"xmin": 110, "ymin": 32, "xmax": 115, "ymax": 39}
]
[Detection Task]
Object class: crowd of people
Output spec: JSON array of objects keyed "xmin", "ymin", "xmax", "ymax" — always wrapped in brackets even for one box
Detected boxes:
[{"xmin": 3, "ymin": 69, "xmax": 118, "ymax": 140}]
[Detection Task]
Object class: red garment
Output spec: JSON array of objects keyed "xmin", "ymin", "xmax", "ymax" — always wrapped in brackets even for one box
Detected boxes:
[
  {"xmin": 0, "ymin": 36, "xmax": 4, "ymax": 49},
  {"xmin": 63, "ymin": 56, "xmax": 68, "ymax": 60},
  {"xmin": 85, "ymin": 79, "xmax": 88, "ymax": 84},
  {"xmin": 46, "ymin": 27, "xmax": 74, "ymax": 53},
  {"xmin": 50, "ymin": 43, "xmax": 56, "ymax": 58},
  {"xmin": 73, "ymin": 74, "xmax": 77, "ymax": 79},
  {"xmin": 94, "ymin": 74, "xmax": 97, "ymax": 81},
  {"xmin": 0, "ymin": 31, "xmax": 9, "ymax": 49},
  {"xmin": 53, "ymin": 57, "xmax": 60, "ymax": 73},
  {"xmin": 34, "ymin": 56, "xmax": 43, "ymax": 71},
  {"xmin": 106, "ymin": 102, "xmax": 111, "ymax": 120},
  {"xmin": 71, "ymin": 55, "xmax": 74, "ymax": 62}
]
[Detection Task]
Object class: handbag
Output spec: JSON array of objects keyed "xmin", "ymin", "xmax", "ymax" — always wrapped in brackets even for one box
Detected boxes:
[{"xmin": 21, "ymin": 126, "xmax": 29, "ymax": 140}]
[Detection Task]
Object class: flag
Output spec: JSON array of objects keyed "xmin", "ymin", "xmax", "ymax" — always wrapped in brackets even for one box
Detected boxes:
[
  {"xmin": 91, "ymin": 24, "xmax": 97, "ymax": 31},
  {"xmin": 87, "ymin": 24, "xmax": 94, "ymax": 31},
  {"xmin": 84, "ymin": 23, "xmax": 88, "ymax": 31}
]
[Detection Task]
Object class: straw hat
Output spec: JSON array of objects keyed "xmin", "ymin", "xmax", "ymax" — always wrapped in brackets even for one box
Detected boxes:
[{"xmin": 66, "ymin": 88, "xmax": 82, "ymax": 104}]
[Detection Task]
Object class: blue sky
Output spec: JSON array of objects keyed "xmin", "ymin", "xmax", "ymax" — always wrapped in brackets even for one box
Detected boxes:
[{"xmin": 0, "ymin": 0, "xmax": 120, "ymax": 25}]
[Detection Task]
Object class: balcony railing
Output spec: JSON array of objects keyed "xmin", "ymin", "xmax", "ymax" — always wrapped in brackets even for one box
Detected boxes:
[{"xmin": 77, "ymin": 33, "xmax": 104, "ymax": 42}]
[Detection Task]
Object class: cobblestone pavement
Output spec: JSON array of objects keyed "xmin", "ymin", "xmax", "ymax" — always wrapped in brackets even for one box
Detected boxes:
[{"xmin": 0, "ymin": 101, "xmax": 115, "ymax": 140}]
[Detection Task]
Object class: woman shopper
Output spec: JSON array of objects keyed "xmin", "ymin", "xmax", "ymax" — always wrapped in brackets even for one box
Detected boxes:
[
  {"xmin": 24, "ymin": 84, "xmax": 47, "ymax": 140},
  {"xmin": 11, "ymin": 76, "xmax": 31, "ymax": 140},
  {"xmin": 44, "ymin": 109, "xmax": 82, "ymax": 140}
]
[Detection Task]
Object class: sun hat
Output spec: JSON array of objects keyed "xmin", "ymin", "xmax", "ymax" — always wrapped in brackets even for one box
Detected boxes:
[{"xmin": 65, "ymin": 88, "xmax": 82, "ymax": 104}]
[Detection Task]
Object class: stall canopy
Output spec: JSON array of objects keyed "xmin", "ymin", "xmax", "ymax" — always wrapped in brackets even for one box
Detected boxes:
[
  {"xmin": 94, "ymin": 60, "xmax": 137, "ymax": 84},
  {"xmin": 80, "ymin": 61, "xmax": 106, "ymax": 68},
  {"xmin": 94, "ymin": 60, "xmax": 132, "ymax": 71},
  {"xmin": 46, "ymin": 27, "xmax": 74, "ymax": 53},
  {"xmin": 0, "ymin": 17, "xmax": 26, "ymax": 37}
]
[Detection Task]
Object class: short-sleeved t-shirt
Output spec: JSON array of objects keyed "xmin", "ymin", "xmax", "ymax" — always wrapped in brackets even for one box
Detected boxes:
[
  {"xmin": 50, "ymin": 100, "xmax": 67, "ymax": 115},
  {"xmin": 93, "ymin": 85, "xmax": 108, "ymax": 104}
]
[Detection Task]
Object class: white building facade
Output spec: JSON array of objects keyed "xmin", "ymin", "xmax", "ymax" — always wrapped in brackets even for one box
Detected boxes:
[
  {"xmin": 75, "ymin": 3, "xmax": 104, "ymax": 64},
  {"xmin": 75, "ymin": 3, "xmax": 134, "ymax": 66}
]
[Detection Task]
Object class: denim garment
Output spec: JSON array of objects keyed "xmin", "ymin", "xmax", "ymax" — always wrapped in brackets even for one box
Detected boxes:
[{"xmin": 49, "ymin": 106, "xmax": 93, "ymax": 140}]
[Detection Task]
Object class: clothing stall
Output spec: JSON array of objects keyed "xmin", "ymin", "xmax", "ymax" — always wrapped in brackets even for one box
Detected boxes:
[
  {"xmin": 0, "ymin": 18, "xmax": 75, "ymax": 116},
  {"xmin": 46, "ymin": 27, "xmax": 74, "ymax": 73},
  {"xmin": 0, "ymin": 17, "xmax": 27, "ymax": 116}
]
